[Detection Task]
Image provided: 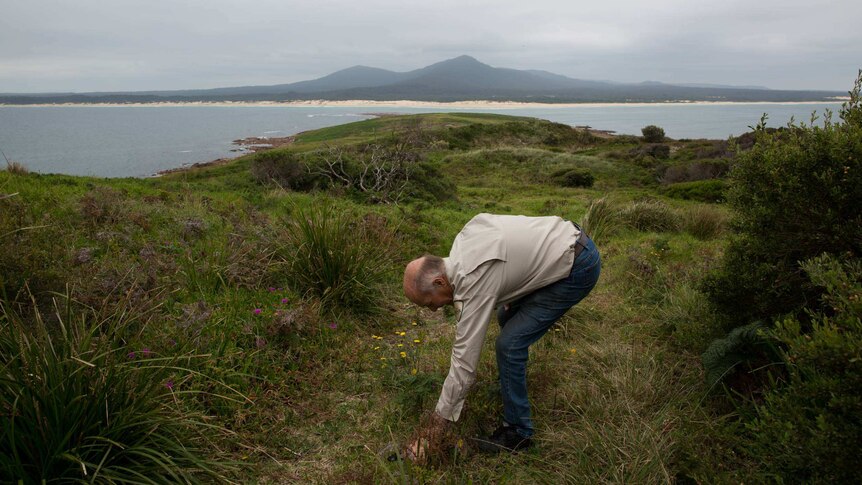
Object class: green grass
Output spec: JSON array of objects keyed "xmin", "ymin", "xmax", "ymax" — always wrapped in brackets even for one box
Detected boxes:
[{"xmin": 0, "ymin": 113, "xmax": 757, "ymax": 483}]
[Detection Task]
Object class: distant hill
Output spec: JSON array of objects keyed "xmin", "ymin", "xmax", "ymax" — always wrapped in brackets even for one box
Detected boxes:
[{"xmin": 0, "ymin": 55, "xmax": 845, "ymax": 104}]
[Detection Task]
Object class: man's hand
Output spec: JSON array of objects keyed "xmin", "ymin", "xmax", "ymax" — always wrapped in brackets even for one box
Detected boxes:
[{"xmin": 404, "ymin": 411, "xmax": 452, "ymax": 465}]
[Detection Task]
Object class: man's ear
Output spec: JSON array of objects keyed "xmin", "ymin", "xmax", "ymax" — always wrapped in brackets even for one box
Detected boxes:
[{"xmin": 432, "ymin": 276, "xmax": 446, "ymax": 288}]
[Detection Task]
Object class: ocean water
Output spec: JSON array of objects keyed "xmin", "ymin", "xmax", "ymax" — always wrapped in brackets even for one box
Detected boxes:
[{"xmin": 0, "ymin": 102, "xmax": 843, "ymax": 178}]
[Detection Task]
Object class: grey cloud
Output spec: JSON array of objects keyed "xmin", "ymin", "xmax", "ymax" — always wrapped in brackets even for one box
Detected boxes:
[{"xmin": 0, "ymin": 0, "xmax": 859, "ymax": 92}]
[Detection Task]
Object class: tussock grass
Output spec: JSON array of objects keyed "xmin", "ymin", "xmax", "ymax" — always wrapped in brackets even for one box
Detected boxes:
[
  {"xmin": 580, "ymin": 197, "xmax": 619, "ymax": 243},
  {"xmin": 277, "ymin": 205, "xmax": 393, "ymax": 315},
  {"xmin": 682, "ymin": 204, "xmax": 727, "ymax": 240},
  {"xmin": 619, "ymin": 199, "xmax": 681, "ymax": 233},
  {"xmin": 0, "ymin": 293, "xmax": 238, "ymax": 483}
]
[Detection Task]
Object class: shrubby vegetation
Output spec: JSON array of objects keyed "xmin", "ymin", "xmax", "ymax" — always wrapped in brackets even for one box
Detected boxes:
[
  {"xmin": 659, "ymin": 178, "xmax": 726, "ymax": 202},
  {"xmin": 641, "ymin": 124, "xmax": 666, "ymax": 143},
  {"xmin": 746, "ymin": 255, "xmax": 862, "ymax": 483},
  {"xmin": 704, "ymin": 79, "xmax": 862, "ymax": 328},
  {"xmin": 698, "ymin": 72, "xmax": 862, "ymax": 482}
]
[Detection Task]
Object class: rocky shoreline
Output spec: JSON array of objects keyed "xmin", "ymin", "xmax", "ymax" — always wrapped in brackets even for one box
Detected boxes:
[{"xmin": 153, "ymin": 135, "xmax": 296, "ymax": 177}]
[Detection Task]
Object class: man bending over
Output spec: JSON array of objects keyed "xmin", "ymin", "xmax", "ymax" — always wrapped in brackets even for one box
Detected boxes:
[{"xmin": 402, "ymin": 213, "xmax": 601, "ymax": 456}]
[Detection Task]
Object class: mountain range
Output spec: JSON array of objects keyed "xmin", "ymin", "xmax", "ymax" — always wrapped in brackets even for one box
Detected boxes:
[{"xmin": 0, "ymin": 55, "xmax": 845, "ymax": 104}]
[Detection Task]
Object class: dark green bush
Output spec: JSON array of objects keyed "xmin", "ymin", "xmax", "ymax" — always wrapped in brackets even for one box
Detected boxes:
[
  {"xmin": 703, "ymin": 76, "xmax": 862, "ymax": 328},
  {"xmin": 552, "ymin": 168, "xmax": 595, "ymax": 187},
  {"xmin": 645, "ymin": 143, "xmax": 670, "ymax": 159},
  {"xmin": 251, "ymin": 150, "xmax": 321, "ymax": 190},
  {"xmin": 744, "ymin": 255, "xmax": 862, "ymax": 483},
  {"xmin": 660, "ymin": 179, "xmax": 727, "ymax": 202},
  {"xmin": 641, "ymin": 125, "xmax": 666, "ymax": 143}
]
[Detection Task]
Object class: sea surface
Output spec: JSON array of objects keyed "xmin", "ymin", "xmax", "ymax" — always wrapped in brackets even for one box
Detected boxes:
[{"xmin": 0, "ymin": 102, "xmax": 843, "ymax": 178}]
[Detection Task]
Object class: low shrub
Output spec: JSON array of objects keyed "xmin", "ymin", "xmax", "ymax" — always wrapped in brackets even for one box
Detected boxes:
[
  {"xmin": 660, "ymin": 160, "xmax": 730, "ymax": 184},
  {"xmin": 301, "ymin": 144, "xmax": 455, "ymax": 204},
  {"xmin": 251, "ymin": 150, "xmax": 321, "ymax": 190},
  {"xmin": 277, "ymin": 206, "xmax": 392, "ymax": 315},
  {"xmin": 641, "ymin": 125, "xmax": 666, "ymax": 143},
  {"xmin": 633, "ymin": 143, "xmax": 670, "ymax": 160},
  {"xmin": 660, "ymin": 179, "xmax": 726, "ymax": 202},
  {"xmin": 552, "ymin": 168, "xmax": 595, "ymax": 188}
]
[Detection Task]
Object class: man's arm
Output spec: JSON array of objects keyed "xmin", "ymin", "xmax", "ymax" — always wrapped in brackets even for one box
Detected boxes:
[{"xmin": 435, "ymin": 292, "xmax": 497, "ymax": 421}]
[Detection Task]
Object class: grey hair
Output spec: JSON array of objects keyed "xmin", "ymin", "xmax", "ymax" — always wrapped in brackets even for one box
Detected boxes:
[{"xmin": 414, "ymin": 255, "xmax": 446, "ymax": 293}]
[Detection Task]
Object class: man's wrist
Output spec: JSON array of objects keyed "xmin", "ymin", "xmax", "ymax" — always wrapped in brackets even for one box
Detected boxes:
[{"xmin": 432, "ymin": 411, "xmax": 452, "ymax": 427}]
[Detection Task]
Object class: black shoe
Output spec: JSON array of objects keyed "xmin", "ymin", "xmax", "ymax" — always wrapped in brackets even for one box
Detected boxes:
[{"xmin": 475, "ymin": 425, "xmax": 533, "ymax": 453}]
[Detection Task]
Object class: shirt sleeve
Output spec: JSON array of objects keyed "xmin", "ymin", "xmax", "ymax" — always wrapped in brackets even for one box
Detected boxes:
[{"xmin": 435, "ymin": 291, "xmax": 498, "ymax": 421}]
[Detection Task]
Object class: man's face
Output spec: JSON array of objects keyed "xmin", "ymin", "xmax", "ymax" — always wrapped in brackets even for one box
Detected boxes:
[{"xmin": 412, "ymin": 285, "xmax": 450, "ymax": 312}]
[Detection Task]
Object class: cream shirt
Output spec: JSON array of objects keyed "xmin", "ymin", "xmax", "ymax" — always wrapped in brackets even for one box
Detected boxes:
[{"xmin": 435, "ymin": 213, "xmax": 580, "ymax": 421}]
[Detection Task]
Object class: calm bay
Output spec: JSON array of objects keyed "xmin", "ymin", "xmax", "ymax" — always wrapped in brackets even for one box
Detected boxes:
[{"xmin": 0, "ymin": 102, "xmax": 843, "ymax": 178}]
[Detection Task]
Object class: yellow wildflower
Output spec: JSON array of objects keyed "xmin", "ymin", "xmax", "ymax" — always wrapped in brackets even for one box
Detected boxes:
[
  {"xmin": 411, "ymin": 368, "xmax": 417, "ymax": 375},
  {"xmin": 373, "ymin": 346, "xmax": 380, "ymax": 350},
  {"xmin": 399, "ymin": 331, "xmax": 406, "ymax": 336},
  {"xmin": 400, "ymin": 351, "xmax": 407, "ymax": 358},
  {"xmin": 569, "ymin": 348, "xmax": 577, "ymax": 355},
  {"xmin": 413, "ymin": 339, "xmax": 421, "ymax": 344},
  {"xmin": 380, "ymin": 357, "xmax": 387, "ymax": 360},
  {"xmin": 457, "ymin": 439, "xmax": 464, "ymax": 449},
  {"xmin": 412, "ymin": 321, "xmax": 417, "ymax": 326},
  {"xmin": 397, "ymin": 343, "xmax": 404, "ymax": 347}
]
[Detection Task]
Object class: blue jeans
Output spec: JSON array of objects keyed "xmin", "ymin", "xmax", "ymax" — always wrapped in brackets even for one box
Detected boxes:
[{"xmin": 495, "ymin": 236, "xmax": 601, "ymax": 438}]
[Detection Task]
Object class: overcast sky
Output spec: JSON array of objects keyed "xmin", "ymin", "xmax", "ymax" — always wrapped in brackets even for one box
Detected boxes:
[{"xmin": 1, "ymin": 0, "xmax": 859, "ymax": 93}]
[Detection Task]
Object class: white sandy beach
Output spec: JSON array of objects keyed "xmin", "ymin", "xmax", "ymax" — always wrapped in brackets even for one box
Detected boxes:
[{"xmin": 0, "ymin": 98, "xmax": 848, "ymax": 109}]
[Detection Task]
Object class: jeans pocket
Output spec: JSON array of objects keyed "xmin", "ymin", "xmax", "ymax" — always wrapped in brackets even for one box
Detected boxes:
[{"xmin": 571, "ymin": 253, "xmax": 601, "ymax": 289}]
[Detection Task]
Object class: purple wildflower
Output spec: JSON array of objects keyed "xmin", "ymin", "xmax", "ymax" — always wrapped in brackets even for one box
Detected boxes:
[
  {"xmin": 127, "ymin": 351, "xmax": 136, "ymax": 359},
  {"xmin": 281, "ymin": 298, "xmax": 289, "ymax": 304},
  {"xmin": 268, "ymin": 287, "xmax": 275, "ymax": 292},
  {"xmin": 141, "ymin": 347, "xmax": 151, "ymax": 357},
  {"xmin": 328, "ymin": 323, "xmax": 338, "ymax": 330},
  {"xmin": 253, "ymin": 308, "xmax": 262, "ymax": 315},
  {"xmin": 165, "ymin": 379, "xmax": 174, "ymax": 390}
]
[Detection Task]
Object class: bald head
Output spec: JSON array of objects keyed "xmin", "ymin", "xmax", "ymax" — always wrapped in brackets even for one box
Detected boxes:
[{"xmin": 403, "ymin": 255, "xmax": 452, "ymax": 310}]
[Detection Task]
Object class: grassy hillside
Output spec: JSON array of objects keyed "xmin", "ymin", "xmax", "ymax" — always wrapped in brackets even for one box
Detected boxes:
[{"xmin": 0, "ymin": 113, "xmax": 776, "ymax": 482}]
